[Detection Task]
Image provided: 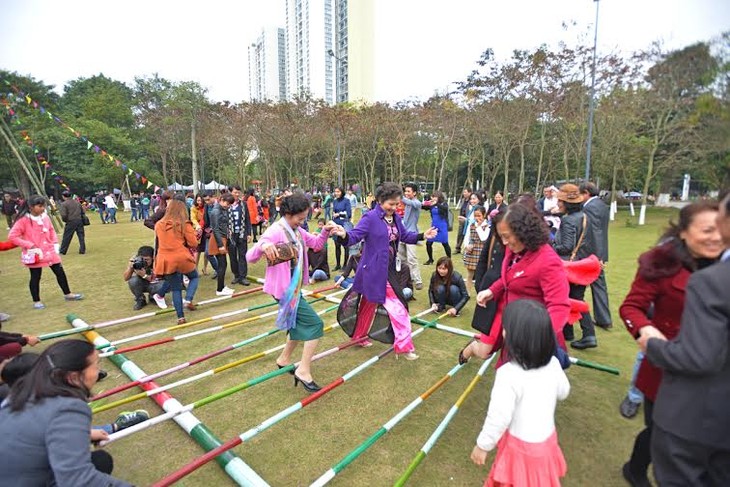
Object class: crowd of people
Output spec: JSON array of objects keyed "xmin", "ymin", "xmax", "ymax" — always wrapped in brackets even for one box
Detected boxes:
[{"xmin": 0, "ymin": 181, "xmax": 728, "ymax": 486}]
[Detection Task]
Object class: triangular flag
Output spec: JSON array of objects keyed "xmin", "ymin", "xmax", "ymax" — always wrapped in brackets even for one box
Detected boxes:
[
  {"xmin": 134, "ymin": 172, "xmax": 141, "ymax": 180},
  {"xmin": 101, "ymin": 150, "xmax": 107, "ymax": 157},
  {"xmin": 115, "ymin": 160, "xmax": 121, "ymax": 167},
  {"xmin": 93, "ymin": 146, "xmax": 100, "ymax": 153},
  {"xmin": 141, "ymin": 176, "xmax": 147, "ymax": 184},
  {"xmin": 128, "ymin": 168, "xmax": 133, "ymax": 176},
  {"xmin": 148, "ymin": 181, "xmax": 154, "ymax": 189},
  {"xmin": 121, "ymin": 164, "xmax": 127, "ymax": 171},
  {"xmin": 107, "ymin": 154, "xmax": 113, "ymax": 162},
  {"xmin": 25, "ymin": 95, "xmax": 31, "ymax": 104},
  {"xmin": 87, "ymin": 141, "xmax": 93, "ymax": 150}
]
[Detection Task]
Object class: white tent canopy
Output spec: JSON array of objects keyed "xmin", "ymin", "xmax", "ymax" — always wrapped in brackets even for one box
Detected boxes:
[{"xmin": 168, "ymin": 181, "xmax": 227, "ymax": 191}]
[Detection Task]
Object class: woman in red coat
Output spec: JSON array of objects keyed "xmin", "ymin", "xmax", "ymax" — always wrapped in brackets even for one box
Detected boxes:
[
  {"xmin": 619, "ymin": 201, "xmax": 723, "ymax": 486},
  {"xmin": 459, "ymin": 203, "xmax": 571, "ymax": 365}
]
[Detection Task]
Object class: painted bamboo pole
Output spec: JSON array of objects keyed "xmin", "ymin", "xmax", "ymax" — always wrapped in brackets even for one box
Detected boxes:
[
  {"xmin": 97, "ymin": 328, "xmax": 368, "ymax": 435},
  {"xmin": 91, "ymin": 309, "xmax": 342, "ymax": 407},
  {"xmin": 68, "ymin": 316, "xmax": 269, "ymax": 487},
  {"xmin": 412, "ymin": 317, "xmax": 620, "ymax": 375},
  {"xmin": 95, "ymin": 286, "xmax": 344, "ymax": 353},
  {"xmin": 99, "ymin": 294, "xmax": 345, "ymax": 359},
  {"xmin": 309, "ymin": 362, "xmax": 466, "ymax": 487},
  {"xmin": 393, "ymin": 354, "xmax": 496, "ymax": 486},
  {"xmin": 40, "ymin": 285, "xmax": 264, "ymax": 341},
  {"xmin": 150, "ymin": 309, "xmax": 439, "ymax": 487}
]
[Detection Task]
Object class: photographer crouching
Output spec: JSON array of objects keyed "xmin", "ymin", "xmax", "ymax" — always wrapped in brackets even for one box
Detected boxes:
[{"xmin": 123, "ymin": 246, "xmax": 170, "ymax": 310}]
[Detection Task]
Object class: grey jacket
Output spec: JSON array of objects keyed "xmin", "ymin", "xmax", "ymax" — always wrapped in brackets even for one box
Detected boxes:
[
  {"xmin": 648, "ymin": 258, "xmax": 730, "ymax": 450},
  {"xmin": 582, "ymin": 196, "xmax": 609, "ymax": 262},
  {"xmin": 0, "ymin": 396, "xmax": 132, "ymax": 487},
  {"xmin": 401, "ymin": 197, "xmax": 422, "ymax": 233},
  {"xmin": 59, "ymin": 198, "xmax": 83, "ymax": 223}
]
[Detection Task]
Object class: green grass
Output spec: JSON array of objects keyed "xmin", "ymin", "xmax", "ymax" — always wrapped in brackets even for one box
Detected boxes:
[{"xmin": 0, "ymin": 207, "xmax": 675, "ymax": 486}]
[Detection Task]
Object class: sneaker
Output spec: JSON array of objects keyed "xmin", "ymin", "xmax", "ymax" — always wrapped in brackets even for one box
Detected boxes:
[
  {"xmin": 114, "ymin": 409, "xmax": 150, "ymax": 431},
  {"xmin": 133, "ymin": 298, "xmax": 147, "ymax": 311},
  {"xmin": 360, "ymin": 339, "xmax": 373, "ymax": 348},
  {"xmin": 216, "ymin": 286, "xmax": 235, "ymax": 296},
  {"xmin": 152, "ymin": 294, "xmax": 168, "ymax": 309},
  {"xmin": 415, "ymin": 282, "xmax": 423, "ymax": 291},
  {"xmin": 619, "ymin": 396, "xmax": 641, "ymax": 419},
  {"xmin": 240, "ymin": 278, "xmax": 250, "ymax": 286},
  {"xmin": 0, "ymin": 312, "xmax": 10, "ymax": 322},
  {"xmin": 64, "ymin": 293, "xmax": 84, "ymax": 301},
  {"xmin": 33, "ymin": 302, "xmax": 46, "ymax": 310},
  {"xmin": 403, "ymin": 352, "xmax": 419, "ymax": 361},
  {"xmin": 183, "ymin": 300, "xmax": 196, "ymax": 311},
  {"xmin": 211, "ymin": 272, "xmax": 218, "ymax": 279}
]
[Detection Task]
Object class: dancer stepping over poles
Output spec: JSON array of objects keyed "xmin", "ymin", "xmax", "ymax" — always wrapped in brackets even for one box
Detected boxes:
[
  {"xmin": 331, "ymin": 182, "xmax": 437, "ymax": 360},
  {"xmin": 247, "ymin": 192, "xmax": 335, "ymax": 393}
]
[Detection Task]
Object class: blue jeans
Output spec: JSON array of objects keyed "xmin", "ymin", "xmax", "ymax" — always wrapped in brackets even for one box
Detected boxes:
[
  {"xmin": 141, "ymin": 207, "xmax": 149, "ymax": 220},
  {"xmin": 106, "ymin": 207, "xmax": 117, "ymax": 223},
  {"xmin": 165, "ymin": 270, "xmax": 199, "ymax": 318},
  {"xmin": 130, "ymin": 208, "xmax": 138, "ymax": 221},
  {"xmin": 204, "ymin": 237, "xmax": 218, "ymax": 271},
  {"xmin": 310, "ymin": 269, "xmax": 328, "ymax": 282},
  {"xmin": 434, "ymin": 284, "xmax": 461, "ymax": 308},
  {"xmin": 337, "ymin": 275, "xmax": 354, "ymax": 289},
  {"xmin": 627, "ymin": 350, "xmax": 645, "ymax": 404}
]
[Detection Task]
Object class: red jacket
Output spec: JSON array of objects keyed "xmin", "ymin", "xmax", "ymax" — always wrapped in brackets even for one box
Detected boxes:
[
  {"xmin": 0, "ymin": 240, "xmax": 17, "ymax": 251},
  {"xmin": 486, "ymin": 243, "xmax": 571, "ymax": 351},
  {"xmin": 620, "ymin": 242, "xmax": 691, "ymax": 401}
]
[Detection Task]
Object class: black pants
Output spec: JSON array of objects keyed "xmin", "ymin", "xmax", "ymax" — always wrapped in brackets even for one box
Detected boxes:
[
  {"xmin": 216, "ymin": 253, "xmax": 228, "ymax": 291},
  {"xmin": 228, "ymin": 236, "xmax": 248, "ymax": 280},
  {"xmin": 334, "ymin": 239, "xmax": 349, "ymax": 268},
  {"xmin": 628, "ymin": 399, "xmax": 654, "ymax": 479},
  {"xmin": 29, "ymin": 264, "xmax": 71, "ymax": 302},
  {"xmin": 652, "ymin": 424, "xmax": 730, "ymax": 487},
  {"xmin": 566, "ymin": 283, "xmax": 595, "ymax": 338},
  {"xmin": 426, "ymin": 241, "xmax": 451, "ymax": 261},
  {"xmin": 455, "ymin": 221, "xmax": 466, "ymax": 251},
  {"xmin": 59, "ymin": 219, "xmax": 86, "ymax": 254},
  {"xmin": 91, "ymin": 450, "xmax": 114, "ymax": 474}
]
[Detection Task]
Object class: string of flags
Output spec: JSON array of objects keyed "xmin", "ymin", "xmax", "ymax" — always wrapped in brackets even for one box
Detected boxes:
[
  {"xmin": 1, "ymin": 97, "xmax": 75, "ymax": 196},
  {"xmin": 1, "ymin": 79, "xmax": 161, "ymax": 193}
]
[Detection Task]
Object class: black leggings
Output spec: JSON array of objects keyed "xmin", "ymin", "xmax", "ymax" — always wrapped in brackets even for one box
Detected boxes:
[
  {"xmin": 628, "ymin": 399, "xmax": 654, "ymax": 479},
  {"xmin": 216, "ymin": 253, "xmax": 228, "ymax": 292},
  {"xmin": 29, "ymin": 264, "xmax": 71, "ymax": 302},
  {"xmin": 426, "ymin": 241, "xmax": 451, "ymax": 261},
  {"xmin": 91, "ymin": 450, "xmax": 114, "ymax": 474},
  {"xmin": 334, "ymin": 240, "xmax": 349, "ymax": 267}
]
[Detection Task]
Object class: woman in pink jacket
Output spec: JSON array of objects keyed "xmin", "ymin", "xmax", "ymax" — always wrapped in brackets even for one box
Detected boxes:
[
  {"xmin": 8, "ymin": 195, "xmax": 83, "ymax": 309},
  {"xmin": 247, "ymin": 193, "xmax": 332, "ymax": 393}
]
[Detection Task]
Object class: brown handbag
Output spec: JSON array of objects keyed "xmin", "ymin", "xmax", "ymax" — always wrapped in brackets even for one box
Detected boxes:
[
  {"xmin": 208, "ymin": 236, "xmax": 227, "ymax": 256},
  {"xmin": 266, "ymin": 242, "xmax": 298, "ymax": 266}
]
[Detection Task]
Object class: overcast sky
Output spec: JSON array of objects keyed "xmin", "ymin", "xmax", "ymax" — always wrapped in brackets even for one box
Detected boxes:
[{"xmin": 1, "ymin": 0, "xmax": 728, "ymax": 103}]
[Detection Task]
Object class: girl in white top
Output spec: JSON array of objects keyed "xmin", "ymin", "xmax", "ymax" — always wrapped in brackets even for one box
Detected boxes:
[{"xmin": 471, "ymin": 299, "xmax": 570, "ymax": 487}]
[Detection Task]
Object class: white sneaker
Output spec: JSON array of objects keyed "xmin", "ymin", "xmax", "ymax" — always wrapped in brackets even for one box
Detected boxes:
[
  {"xmin": 152, "ymin": 294, "xmax": 168, "ymax": 309},
  {"xmin": 183, "ymin": 276, "xmax": 190, "ymax": 286},
  {"xmin": 403, "ymin": 352, "xmax": 419, "ymax": 361},
  {"xmin": 216, "ymin": 286, "xmax": 235, "ymax": 296}
]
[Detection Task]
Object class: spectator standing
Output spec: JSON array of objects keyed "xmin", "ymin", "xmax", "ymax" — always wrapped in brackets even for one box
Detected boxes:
[
  {"xmin": 580, "ymin": 182, "xmax": 613, "ymax": 330},
  {"xmin": 2, "ymin": 193, "xmax": 17, "ymax": 230},
  {"xmin": 58, "ymin": 191, "xmax": 86, "ymax": 255},
  {"xmin": 398, "ymin": 183, "xmax": 423, "ymax": 290},
  {"xmin": 454, "ymin": 187, "xmax": 473, "ymax": 254}
]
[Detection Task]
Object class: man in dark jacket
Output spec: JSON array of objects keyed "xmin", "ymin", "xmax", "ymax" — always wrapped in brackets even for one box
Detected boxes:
[
  {"xmin": 2, "ymin": 193, "xmax": 17, "ymax": 230},
  {"xmin": 227, "ymin": 186, "xmax": 252, "ymax": 286},
  {"xmin": 58, "ymin": 191, "xmax": 86, "ymax": 255},
  {"xmin": 454, "ymin": 187, "xmax": 472, "ymax": 254},
  {"xmin": 639, "ymin": 192, "xmax": 730, "ymax": 486},
  {"xmin": 580, "ymin": 182, "xmax": 612, "ymax": 329}
]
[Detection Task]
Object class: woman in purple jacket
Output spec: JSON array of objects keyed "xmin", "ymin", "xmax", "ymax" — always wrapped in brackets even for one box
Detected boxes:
[{"xmin": 332, "ymin": 183, "xmax": 437, "ymax": 360}]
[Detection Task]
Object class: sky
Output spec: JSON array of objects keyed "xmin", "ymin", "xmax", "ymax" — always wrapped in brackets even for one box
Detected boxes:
[{"xmin": 1, "ymin": 0, "xmax": 728, "ymax": 103}]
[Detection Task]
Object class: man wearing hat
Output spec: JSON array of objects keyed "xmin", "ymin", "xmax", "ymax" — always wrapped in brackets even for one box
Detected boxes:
[
  {"xmin": 553, "ymin": 183, "xmax": 598, "ymax": 349},
  {"xmin": 58, "ymin": 191, "xmax": 86, "ymax": 255}
]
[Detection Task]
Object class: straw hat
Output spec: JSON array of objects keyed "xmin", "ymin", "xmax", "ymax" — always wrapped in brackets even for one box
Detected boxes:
[{"xmin": 557, "ymin": 184, "xmax": 583, "ymax": 204}]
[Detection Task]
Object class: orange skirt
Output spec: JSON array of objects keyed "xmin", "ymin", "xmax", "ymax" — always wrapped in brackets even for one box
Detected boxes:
[{"xmin": 486, "ymin": 430, "xmax": 566, "ymax": 487}]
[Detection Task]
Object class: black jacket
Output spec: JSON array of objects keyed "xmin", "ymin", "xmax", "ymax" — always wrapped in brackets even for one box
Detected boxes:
[
  {"xmin": 553, "ymin": 210, "xmax": 595, "ymax": 261},
  {"xmin": 582, "ymin": 197, "xmax": 610, "ymax": 262},
  {"xmin": 209, "ymin": 204, "xmax": 229, "ymax": 248},
  {"xmin": 428, "ymin": 271, "xmax": 470, "ymax": 312}
]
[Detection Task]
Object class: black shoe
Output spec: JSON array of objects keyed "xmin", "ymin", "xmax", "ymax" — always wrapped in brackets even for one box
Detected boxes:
[
  {"xmin": 622, "ymin": 462, "xmax": 652, "ymax": 487},
  {"xmin": 563, "ymin": 326, "xmax": 575, "ymax": 342},
  {"xmin": 458, "ymin": 343, "xmax": 471, "ymax": 365},
  {"xmin": 570, "ymin": 336, "xmax": 597, "ymax": 350},
  {"xmin": 97, "ymin": 370, "xmax": 108, "ymax": 381},
  {"xmin": 277, "ymin": 363, "xmax": 296, "ymax": 375},
  {"xmin": 240, "ymin": 278, "xmax": 250, "ymax": 286},
  {"xmin": 619, "ymin": 396, "xmax": 641, "ymax": 419},
  {"xmin": 333, "ymin": 265, "xmax": 341, "ymax": 271},
  {"xmin": 133, "ymin": 299, "xmax": 147, "ymax": 311},
  {"xmin": 59, "ymin": 251, "xmax": 66, "ymax": 255},
  {"xmin": 231, "ymin": 279, "xmax": 240, "ymax": 285},
  {"xmin": 424, "ymin": 259, "xmax": 434, "ymax": 265},
  {"xmin": 294, "ymin": 373, "xmax": 321, "ymax": 393},
  {"xmin": 595, "ymin": 321, "xmax": 613, "ymax": 331},
  {"xmin": 454, "ymin": 249, "xmax": 461, "ymax": 254},
  {"xmin": 79, "ymin": 251, "xmax": 85, "ymax": 255}
]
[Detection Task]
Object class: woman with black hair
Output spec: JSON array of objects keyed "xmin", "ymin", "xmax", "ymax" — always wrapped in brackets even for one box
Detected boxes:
[
  {"xmin": 459, "ymin": 203, "xmax": 570, "ymax": 365},
  {"xmin": 332, "ymin": 182, "xmax": 437, "ymax": 360},
  {"xmin": 0, "ymin": 340, "xmax": 131, "ymax": 486},
  {"xmin": 471, "ymin": 209, "xmax": 506, "ymax": 335},
  {"xmin": 428, "ymin": 256, "xmax": 470, "ymax": 317},
  {"xmin": 247, "ymin": 192, "xmax": 333, "ymax": 393},
  {"xmin": 8, "ymin": 195, "xmax": 84, "ymax": 309},
  {"xmin": 422, "ymin": 190, "xmax": 451, "ymax": 264},
  {"xmin": 488, "ymin": 191, "xmax": 507, "ymax": 213},
  {"xmin": 553, "ymin": 183, "xmax": 597, "ymax": 349},
  {"xmin": 331, "ymin": 186, "xmax": 352, "ymax": 270}
]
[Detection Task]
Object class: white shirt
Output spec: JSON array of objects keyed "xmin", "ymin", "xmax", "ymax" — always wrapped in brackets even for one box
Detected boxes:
[
  {"xmin": 476, "ymin": 357, "xmax": 570, "ymax": 451},
  {"xmin": 463, "ymin": 220, "xmax": 490, "ymax": 247},
  {"xmin": 104, "ymin": 195, "xmax": 117, "ymax": 209}
]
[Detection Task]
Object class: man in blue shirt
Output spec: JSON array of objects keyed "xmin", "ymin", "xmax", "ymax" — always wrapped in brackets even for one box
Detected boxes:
[{"xmin": 398, "ymin": 183, "xmax": 423, "ymax": 290}]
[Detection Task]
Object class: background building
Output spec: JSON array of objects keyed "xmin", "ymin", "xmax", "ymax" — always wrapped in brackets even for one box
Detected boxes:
[
  {"xmin": 248, "ymin": 27, "xmax": 286, "ymax": 102},
  {"xmin": 334, "ymin": 0, "xmax": 374, "ymax": 104}
]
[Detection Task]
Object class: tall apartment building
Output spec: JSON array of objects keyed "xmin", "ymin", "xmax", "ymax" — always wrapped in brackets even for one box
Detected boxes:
[
  {"xmin": 249, "ymin": 0, "xmax": 373, "ymax": 104},
  {"xmin": 248, "ymin": 27, "xmax": 286, "ymax": 102}
]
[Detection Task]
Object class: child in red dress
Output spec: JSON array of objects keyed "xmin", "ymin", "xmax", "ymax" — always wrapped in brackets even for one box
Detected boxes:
[{"xmin": 471, "ymin": 299, "xmax": 570, "ymax": 487}]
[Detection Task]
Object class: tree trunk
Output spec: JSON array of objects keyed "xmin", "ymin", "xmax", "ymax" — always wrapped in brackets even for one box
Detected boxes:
[
  {"xmin": 191, "ymin": 120, "xmax": 200, "ymax": 195},
  {"xmin": 535, "ymin": 123, "xmax": 546, "ymax": 194}
]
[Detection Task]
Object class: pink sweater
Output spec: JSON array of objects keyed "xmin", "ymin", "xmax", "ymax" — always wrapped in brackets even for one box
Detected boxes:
[
  {"xmin": 247, "ymin": 222, "xmax": 330, "ymax": 299},
  {"xmin": 8, "ymin": 213, "xmax": 62, "ymax": 268}
]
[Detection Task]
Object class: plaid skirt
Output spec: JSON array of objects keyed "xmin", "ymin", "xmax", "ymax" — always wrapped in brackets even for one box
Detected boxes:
[{"xmin": 463, "ymin": 226, "xmax": 485, "ymax": 270}]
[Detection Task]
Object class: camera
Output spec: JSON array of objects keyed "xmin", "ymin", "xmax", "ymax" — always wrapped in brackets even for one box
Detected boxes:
[{"xmin": 131, "ymin": 256, "xmax": 147, "ymax": 271}]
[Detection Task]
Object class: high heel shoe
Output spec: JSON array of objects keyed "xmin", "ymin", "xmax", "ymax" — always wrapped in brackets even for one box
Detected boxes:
[
  {"xmin": 277, "ymin": 363, "xmax": 295, "ymax": 375},
  {"xmin": 293, "ymin": 373, "xmax": 321, "ymax": 393},
  {"xmin": 458, "ymin": 343, "xmax": 471, "ymax": 365},
  {"xmin": 424, "ymin": 259, "xmax": 434, "ymax": 265}
]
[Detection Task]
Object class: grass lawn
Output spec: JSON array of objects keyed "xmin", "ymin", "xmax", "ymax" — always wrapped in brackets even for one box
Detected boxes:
[{"xmin": 0, "ymin": 206, "xmax": 676, "ymax": 486}]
